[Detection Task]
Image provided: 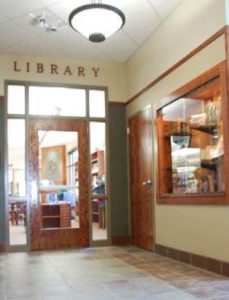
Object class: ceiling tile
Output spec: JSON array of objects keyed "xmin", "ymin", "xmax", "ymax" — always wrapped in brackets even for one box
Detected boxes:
[
  {"xmin": 104, "ymin": 0, "xmax": 147, "ymax": 11},
  {"xmin": 66, "ymin": 45, "xmax": 112, "ymax": 62},
  {"xmin": 0, "ymin": 21, "xmax": 34, "ymax": 49},
  {"xmin": 96, "ymin": 30, "xmax": 137, "ymax": 62},
  {"xmin": 148, "ymin": 0, "xmax": 183, "ymax": 19},
  {"xmin": 110, "ymin": 0, "xmax": 161, "ymax": 46},
  {"xmin": 15, "ymin": 8, "xmax": 67, "ymax": 36},
  {"xmin": 97, "ymin": 31, "xmax": 137, "ymax": 52},
  {"xmin": 0, "ymin": 0, "xmax": 184, "ymax": 63},
  {"xmin": 6, "ymin": 37, "xmax": 62, "ymax": 56},
  {"xmin": 40, "ymin": 27, "xmax": 88, "ymax": 52},
  {"xmin": 107, "ymin": 49, "xmax": 137, "ymax": 63},
  {"xmin": 0, "ymin": 0, "xmax": 43, "ymax": 19},
  {"xmin": 0, "ymin": 13, "xmax": 9, "ymax": 24},
  {"xmin": 39, "ymin": 0, "xmax": 62, "ymax": 5},
  {"xmin": 48, "ymin": 0, "xmax": 89, "ymax": 22}
]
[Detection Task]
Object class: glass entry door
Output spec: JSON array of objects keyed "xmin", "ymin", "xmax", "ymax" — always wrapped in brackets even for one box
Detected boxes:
[{"xmin": 28, "ymin": 118, "xmax": 89, "ymax": 250}]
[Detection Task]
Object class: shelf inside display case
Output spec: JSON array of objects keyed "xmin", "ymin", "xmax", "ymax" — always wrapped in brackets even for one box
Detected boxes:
[{"xmin": 189, "ymin": 124, "xmax": 217, "ymax": 134}]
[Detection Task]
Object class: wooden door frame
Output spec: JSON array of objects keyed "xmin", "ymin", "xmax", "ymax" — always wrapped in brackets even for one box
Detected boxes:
[
  {"xmin": 28, "ymin": 117, "xmax": 90, "ymax": 251},
  {"xmin": 4, "ymin": 81, "xmax": 111, "ymax": 252},
  {"xmin": 127, "ymin": 105, "xmax": 155, "ymax": 251}
]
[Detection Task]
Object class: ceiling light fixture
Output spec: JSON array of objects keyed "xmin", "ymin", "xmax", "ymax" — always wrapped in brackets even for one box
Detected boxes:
[
  {"xmin": 29, "ymin": 12, "xmax": 64, "ymax": 33},
  {"xmin": 69, "ymin": 1, "xmax": 125, "ymax": 42}
]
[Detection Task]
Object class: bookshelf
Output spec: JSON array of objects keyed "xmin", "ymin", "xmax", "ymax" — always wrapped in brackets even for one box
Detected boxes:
[{"xmin": 41, "ymin": 203, "xmax": 71, "ymax": 229}]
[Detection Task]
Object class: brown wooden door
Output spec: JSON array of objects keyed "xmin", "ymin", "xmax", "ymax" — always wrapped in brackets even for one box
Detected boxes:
[
  {"xmin": 129, "ymin": 107, "xmax": 153, "ymax": 251},
  {"xmin": 28, "ymin": 118, "xmax": 89, "ymax": 250}
]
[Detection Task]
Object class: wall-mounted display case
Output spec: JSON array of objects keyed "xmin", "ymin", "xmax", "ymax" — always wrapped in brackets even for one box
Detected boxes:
[{"xmin": 156, "ymin": 63, "xmax": 229, "ymax": 204}]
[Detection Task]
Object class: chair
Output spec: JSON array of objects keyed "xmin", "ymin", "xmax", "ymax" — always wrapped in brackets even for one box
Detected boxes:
[
  {"xmin": 9, "ymin": 201, "xmax": 26, "ymax": 226},
  {"xmin": 9, "ymin": 204, "xmax": 17, "ymax": 225},
  {"xmin": 15, "ymin": 202, "xmax": 26, "ymax": 225}
]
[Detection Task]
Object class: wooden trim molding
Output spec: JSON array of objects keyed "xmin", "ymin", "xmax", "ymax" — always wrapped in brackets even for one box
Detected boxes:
[
  {"xmin": 126, "ymin": 26, "xmax": 227, "ymax": 105},
  {"xmin": 155, "ymin": 244, "xmax": 229, "ymax": 277},
  {"xmin": 112, "ymin": 235, "xmax": 130, "ymax": 245},
  {"xmin": 109, "ymin": 102, "xmax": 126, "ymax": 106},
  {"xmin": 224, "ymin": 25, "xmax": 229, "ymax": 72},
  {"xmin": 28, "ymin": 118, "xmax": 90, "ymax": 251}
]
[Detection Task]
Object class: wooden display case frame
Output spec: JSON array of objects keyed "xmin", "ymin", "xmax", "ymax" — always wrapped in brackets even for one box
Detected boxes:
[{"xmin": 155, "ymin": 62, "xmax": 229, "ymax": 205}]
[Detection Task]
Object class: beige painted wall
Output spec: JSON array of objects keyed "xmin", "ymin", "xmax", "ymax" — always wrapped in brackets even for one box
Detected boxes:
[
  {"xmin": 127, "ymin": 35, "xmax": 225, "ymax": 117},
  {"xmin": 128, "ymin": 36, "xmax": 229, "ymax": 262},
  {"xmin": 126, "ymin": 0, "xmax": 226, "ymax": 100},
  {"xmin": 126, "ymin": 0, "xmax": 229, "ymax": 261},
  {"xmin": 0, "ymin": 54, "xmax": 127, "ymax": 103}
]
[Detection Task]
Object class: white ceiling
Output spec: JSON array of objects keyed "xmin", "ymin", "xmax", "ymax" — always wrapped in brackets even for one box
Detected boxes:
[{"xmin": 0, "ymin": 0, "xmax": 183, "ymax": 63}]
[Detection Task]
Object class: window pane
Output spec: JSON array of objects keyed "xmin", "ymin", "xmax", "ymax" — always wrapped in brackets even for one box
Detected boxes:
[
  {"xmin": 8, "ymin": 85, "xmax": 25, "ymax": 114},
  {"xmin": 8, "ymin": 119, "xmax": 26, "ymax": 197},
  {"xmin": 38, "ymin": 130, "xmax": 80, "ymax": 229},
  {"xmin": 89, "ymin": 90, "xmax": 105, "ymax": 118},
  {"xmin": 157, "ymin": 77, "xmax": 224, "ymax": 194},
  {"xmin": 8, "ymin": 119, "xmax": 27, "ymax": 246},
  {"xmin": 90, "ymin": 122, "xmax": 106, "ymax": 196},
  {"xmin": 92, "ymin": 198, "xmax": 108, "ymax": 241},
  {"xmin": 29, "ymin": 86, "xmax": 86, "ymax": 116}
]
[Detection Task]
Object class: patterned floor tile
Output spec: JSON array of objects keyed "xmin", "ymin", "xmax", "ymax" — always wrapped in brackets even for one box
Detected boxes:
[{"xmin": 0, "ymin": 246, "xmax": 228, "ymax": 299}]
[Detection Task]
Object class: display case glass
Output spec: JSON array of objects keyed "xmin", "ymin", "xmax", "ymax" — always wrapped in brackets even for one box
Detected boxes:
[{"xmin": 156, "ymin": 64, "xmax": 228, "ymax": 204}]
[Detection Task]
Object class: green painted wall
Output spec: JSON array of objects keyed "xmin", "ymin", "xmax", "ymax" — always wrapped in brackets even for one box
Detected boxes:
[
  {"xmin": 0, "ymin": 97, "xmax": 5, "ymax": 243},
  {"xmin": 108, "ymin": 104, "xmax": 129, "ymax": 237}
]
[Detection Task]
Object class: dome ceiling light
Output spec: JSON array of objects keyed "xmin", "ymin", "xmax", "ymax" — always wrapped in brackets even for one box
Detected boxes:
[{"xmin": 69, "ymin": 1, "xmax": 125, "ymax": 42}]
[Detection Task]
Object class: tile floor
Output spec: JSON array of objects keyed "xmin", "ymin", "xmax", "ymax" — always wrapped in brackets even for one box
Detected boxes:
[
  {"xmin": 9, "ymin": 225, "xmax": 26, "ymax": 245},
  {"xmin": 1, "ymin": 246, "xmax": 229, "ymax": 300}
]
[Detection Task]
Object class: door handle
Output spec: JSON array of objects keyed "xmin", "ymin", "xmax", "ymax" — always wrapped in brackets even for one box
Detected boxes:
[{"xmin": 142, "ymin": 179, "xmax": 152, "ymax": 187}]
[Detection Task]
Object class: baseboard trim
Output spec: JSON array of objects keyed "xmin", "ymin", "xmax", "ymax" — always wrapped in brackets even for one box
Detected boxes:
[
  {"xmin": 112, "ymin": 236, "xmax": 130, "ymax": 245},
  {"xmin": 155, "ymin": 244, "xmax": 229, "ymax": 277},
  {"xmin": 0, "ymin": 243, "xmax": 6, "ymax": 253},
  {"xmin": 109, "ymin": 102, "xmax": 126, "ymax": 106}
]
